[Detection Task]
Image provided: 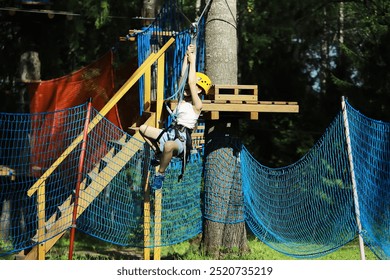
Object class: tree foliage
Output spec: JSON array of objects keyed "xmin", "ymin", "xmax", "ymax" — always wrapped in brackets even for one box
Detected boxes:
[
  {"xmin": 237, "ymin": 0, "xmax": 390, "ymax": 166},
  {"xmin": 1, "ymin": 0, "xmax": 389, "ymax": 164}
]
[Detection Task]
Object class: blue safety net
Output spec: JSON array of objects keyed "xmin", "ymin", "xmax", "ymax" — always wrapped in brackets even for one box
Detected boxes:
[
  {"xmin": 0, "ymin": 105, "xmax": 87, "ymax": 253},
  {"xmin": 0, "ymin": 103, "xmax": 203, "ymax": 256},
  {"xmin": 77, "ymin": 151, "xmax": 203, "ymax": 248},
  {"xmin": 241, "ymin": 112, "xmax": 358, "ymax": 258},
  {"xmin": 133, "ymin": 0, "xmax": 206, "ymax": 115},
  {"xmin": 1, "ymin": 100, "xmax": 390, "ymax": 259},
  {"xmin": 346, "ymin": 101, "xmax": 390, "ymax": 260},
  {"xmin": 203, "ymin": 137, "xmax": 245, "ymax": 224}
]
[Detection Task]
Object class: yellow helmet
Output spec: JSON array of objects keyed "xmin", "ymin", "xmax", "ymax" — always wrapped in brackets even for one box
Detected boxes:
[{"xmin": 196, "ymin": 72, "xmax": 212, "ymax": 94}]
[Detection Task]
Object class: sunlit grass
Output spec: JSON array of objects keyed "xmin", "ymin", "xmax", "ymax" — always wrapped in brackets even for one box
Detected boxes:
[
  {"xmin": 1, "ymin": 231, "xmax": 379, "ymax": 260},
  {"xmin": 161, "ymin": 235, "xmax": 378, "ymax": 260}
]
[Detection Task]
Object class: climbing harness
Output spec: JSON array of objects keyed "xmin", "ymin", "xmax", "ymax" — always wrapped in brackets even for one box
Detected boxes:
[{"xmin": 154, "ymin": 119, "xmax": 194, "ymax": 180}]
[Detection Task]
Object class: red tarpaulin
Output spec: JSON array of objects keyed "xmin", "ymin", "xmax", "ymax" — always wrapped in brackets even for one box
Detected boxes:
[
  {"xmin": 28, "ymin": 51, "xmax": 121, "ymax": 127},
  {"xmin": 27, "ymin": 51, "xmax": 122, "ymax": 177}
]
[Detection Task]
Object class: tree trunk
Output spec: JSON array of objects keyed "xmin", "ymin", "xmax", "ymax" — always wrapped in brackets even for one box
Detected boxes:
[
  {"xmin": 142, "ymin": 0, "xmax": 162, "ymax": 26},
  {"xmin": 202, "ymin": 119, "xmax": 249, "ymax": 258},
  {"xmin": 20, "ymin": 51, "xmax": 41, "ymax": 83},
  {"xmin": 320, "ymin": 7, "xmax": 329, "ymax": 96},
  {"xmin": 201, "ymin": 0, "xmax": 250, "ymax": 238},
  {"xmin": 202, "ymin": 0, "xmax": 248, "ymax": 259},
  {"xmin": 195, "ymin": 0, "xmax": 202, "ymax": 17},
  {"xmin": 204, "ymin": 0, "xmax": 238, "ymax": 83}
]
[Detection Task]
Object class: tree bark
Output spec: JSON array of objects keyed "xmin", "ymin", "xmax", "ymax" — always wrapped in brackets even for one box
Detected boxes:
[
  {"xmin": 20, "ymin": 51, "xmax": 41, "ymax": 83},
  {"xmin": 201, "ymin": 0, "xmax": 248, "ymax": 259},
  {"xmin": 201, "ymin": 120, "xmax": 249, "ymax": 258},
  {"xmin": 142, "ymin": 0, "xmax": 162, "ymax": 26},
  {"xmin": 204, "ymin": 0, "xmax": 237, "ymax": 84}
]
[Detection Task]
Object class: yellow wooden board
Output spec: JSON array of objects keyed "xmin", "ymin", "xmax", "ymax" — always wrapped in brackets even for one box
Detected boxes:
[{"xmin": 213, "ymin": 84, "xmax": 258, "ymax": 102}]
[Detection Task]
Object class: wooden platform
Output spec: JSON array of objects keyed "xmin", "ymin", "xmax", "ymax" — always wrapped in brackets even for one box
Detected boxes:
[
  {"xmin": 120, "ymin": 29, "xmax": 174, "ymax": 42},
  {"xmin": 0, "ymin": 165, "xmax": 15, "ymax": 180},
  {"xmin": 170, "ymin": 84, "xmax": 299, "ymax": 120},
  {"xmin": 201, "ymin": 100, "xmax": 299, "ymax": 120}
]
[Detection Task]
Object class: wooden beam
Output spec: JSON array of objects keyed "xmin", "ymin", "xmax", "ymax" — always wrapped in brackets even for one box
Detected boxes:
[
  {"xmin": 23, "ymin": 232, "xmax": 65, "ymax": 260},
  {"xmin": 153, "ymin": 188, "xmax": 162, "ymax": 260},
  {"xmin": 201, "ymin": 100, "xmax": 299, "ymax": 113},
  {"xmin": 250, "ymin": 112, "xmax": 259, "ymax": 120},
  {"xmin": 156, "ymin": 54, "xmax": 165, "ymax": 128},
  {"xmin": 128, "ymin": 29, "xmax": 175, "ymax": 37},
  {"xmin": 143, "ymin": 171, "xmax": 151, "ymax": 260},
  {"xmin": 0, "ymin": 165, "xmax": 15, "ymax": 180},
  {"xmin": 37, "ymin": 181, "xmax": 46, "ymax": 260},
  {"xmin": 170, "ymin": 100, "xmax": 299, "ymax": 121}
]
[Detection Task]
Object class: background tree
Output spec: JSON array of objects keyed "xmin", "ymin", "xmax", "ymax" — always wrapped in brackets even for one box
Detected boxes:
[
  {"xmin": 0, "ymin": 0, "xmax": 143, "ymax": 112},
  {"xmin": 201, "ymin": 0, "xmax": 249, "ymax": 258},
  {"xmin": 237, "ymin": 0, "xmax": 390, "ymax": 166},
  {"xmin": 142, "ymin": 0, "xmax": 162, "ymax": 25}
]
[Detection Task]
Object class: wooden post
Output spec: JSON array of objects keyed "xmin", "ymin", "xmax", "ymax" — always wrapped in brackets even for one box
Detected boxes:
[
  {"xmin": 143, "ymin": 171, "xmax": 152, "ymax": 260},
  {"xmin": 151, "ymin": 48, "xmax": 165, "ymax": 261},
  {"xmin": 144, "ymin": 67, "xmax": 151, "ymax": 112},
  {"xmin": 341, "ymin": 96, "xmax": 366, "ymax": 260},
  {"xmin": 37, "ymin": 181, "xmax": 46, "ymax": 260},
  {"xmin": 156, "ymin": 53, "xmax": 165, "ymax": 128},
  {"xmin": 153, "ymin": 187, "xmax": 162, "ymax": 260}
]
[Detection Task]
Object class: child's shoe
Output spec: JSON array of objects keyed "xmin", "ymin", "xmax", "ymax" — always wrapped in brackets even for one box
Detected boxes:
[{"xmin": 151, "ymin": 173, "xmax": 165, "ymax": 190}]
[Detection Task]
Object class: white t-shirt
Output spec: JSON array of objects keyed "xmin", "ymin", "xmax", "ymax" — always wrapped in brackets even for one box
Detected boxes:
[{"xmin": 174, "ymin": 101, "xmax": 200, "ymax": 129}]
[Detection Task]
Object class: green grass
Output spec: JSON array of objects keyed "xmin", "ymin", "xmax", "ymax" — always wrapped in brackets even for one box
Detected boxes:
[
  {"xmin": 160, "ymin": 235, "xmax": 379, "ymax": 260},
  {"xmin": 1, "ymin": 232, "xmax": 379, "ymax": 260}
]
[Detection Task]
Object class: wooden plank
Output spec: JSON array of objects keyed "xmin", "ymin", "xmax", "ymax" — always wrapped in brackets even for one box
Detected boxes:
[
  {"xmin": 156, "ymin": 54, "xmax": 165, "ymax": 128},
  {"xmin": 37, "ymin": 181, "xmax": 46, "ymax": 260},
  {"xmin": 144, "ymin": 66, "xmax": 151, "ymax": 111},
  {"xmin": 201, "ymin": 102, "xmax": 299, "ymax": 113},
  {"xmin": 77, "ymin": 136, "xmax": 143, "ymax": 210},
  {"xmin": 250, "ymin": 112, "xmax": 259, "ymax": 120},
  {"xmin": 215, "ymin": 95, "xmax": 256, "ymax": 102},
  {"xmin": 24, "ymin": 232, "xmax": 65, "ymax": 260},
  {"xmin": 191, "ymin": 133, "xmax": 204, "ymax": 137},
  {"xmin": 119, "ymin": 36, "xmax": 136, "ymax": 42},
  {"xmin": 143, "ymin": 171, "xmax": 151, "ymax": 260},
  {"xmin": 0, "ymin": 165, "xmax": 15, "ymax": 180},
  {"xmin": 129, "ymin": 30, "xmax": 174, "ymax": 37},
  {"xmin": 214, "ymin": 84, "xmax": 258, "ymax": 102},
  {"xmin": 153, "ymin": 188, "xmax": 162, "ymax": 260},
  {"xmin": 259, "ymin": 101, "xmax": 298, "ymax": 105},
  {"xmin": 172, "ymin": 100, "xmax": 298, "ymax": 113},
  {"xmin": 211, "ymin": 111, "xmax": 219, "ymax": 120},
  {"xmin": 170, "ymin": 100, "xmax": 298, "ymax": 120},
  {"xmin": 191, "ymin": 124, "xmax": 205, "ymax": 149},
  {"xmin": 214, "ymin": 84, "xmax": 258, "ymax": 90}
]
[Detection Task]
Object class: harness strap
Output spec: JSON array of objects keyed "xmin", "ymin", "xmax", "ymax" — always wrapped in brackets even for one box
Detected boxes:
[
  {"xmin": 177, "ymin": 125, "xmax": 193, "ymax": 181},
  {"xmin": 155, "ymin": 123, "xmax": 193, "ymax": 180}
]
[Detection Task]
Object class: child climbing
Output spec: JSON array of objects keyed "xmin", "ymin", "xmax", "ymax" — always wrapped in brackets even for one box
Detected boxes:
[{"xmin": 132, "ymin": 44, "xmax": 212, "ymax": 190}]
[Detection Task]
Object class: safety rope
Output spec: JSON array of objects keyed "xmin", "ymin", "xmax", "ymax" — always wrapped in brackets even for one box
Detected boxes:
[{"xmin": 165, "ymin": 0, "xmax": 212, "ymax": 108}]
